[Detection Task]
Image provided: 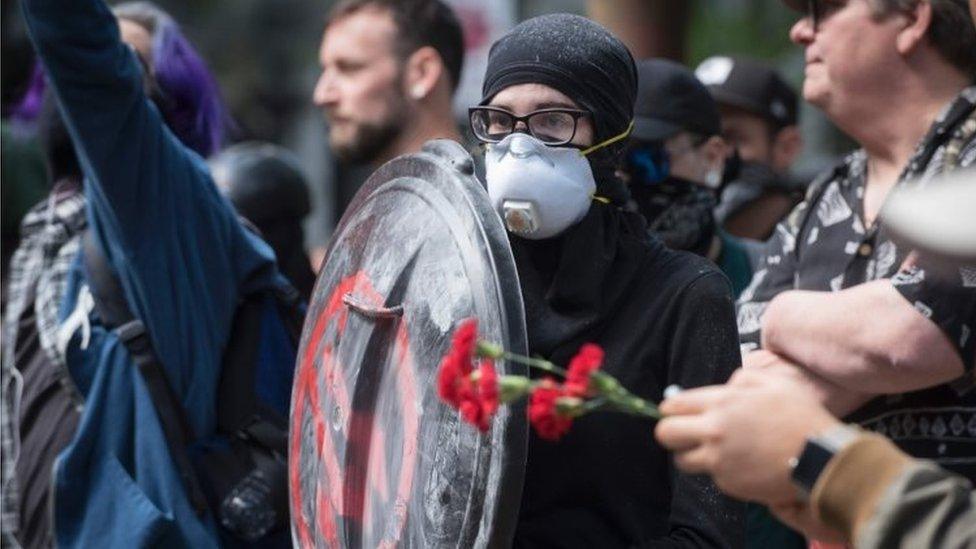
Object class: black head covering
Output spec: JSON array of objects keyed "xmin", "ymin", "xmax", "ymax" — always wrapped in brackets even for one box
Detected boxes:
[
  {"xmin": 633, "ymin": 58, "xmax": 721, "ymax": 141},
  {"xmin": 210, "ymin": 142, "xmax": 311, "ymax": 225},
  {"xmin": 478, "ymin": 14, "xmax": 660, "ymax": 359},
  {"xmin": 480, "ymin": 13, "xmax": 637, "ymax": 204},
  {"xmin": 210, "ymin": 142, "xmax": 316, "ymax": 299}
]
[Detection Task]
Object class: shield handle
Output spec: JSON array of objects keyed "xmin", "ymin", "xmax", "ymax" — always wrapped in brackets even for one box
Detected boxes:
[{"xmin": 342, "ymin": 292, "xmax": 404, "ymax": 319}]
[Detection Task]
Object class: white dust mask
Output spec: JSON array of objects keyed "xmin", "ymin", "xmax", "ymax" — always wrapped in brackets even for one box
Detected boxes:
[{"xmin": 484, "ymin": 133, "xmax": 597, "ymax": 240}]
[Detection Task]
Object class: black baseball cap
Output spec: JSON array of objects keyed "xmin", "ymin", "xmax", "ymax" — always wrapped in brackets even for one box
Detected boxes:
[
  {"xmin": 633, "ymin": 58, "xmax": 722, "ymax": 142},
  {"xmin": 695, "ymin": 55, "xmax": 799, "ymax": 129}
]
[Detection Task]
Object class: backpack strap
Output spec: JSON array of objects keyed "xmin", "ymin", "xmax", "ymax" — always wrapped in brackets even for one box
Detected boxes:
[
  {"xmin": 215, "ymin": 295, "xmax": 264, "ymax": 434},
  {"xmin": 272, "ymin": 281, "xmax": 307, "ymax": 344},
  {"xmin": 80, "ymin": 230, "xmax": 209, "ymax": 516},
  {"xmin": 216, "ymin": 289, "xmax": 294, "ymax": 456}
]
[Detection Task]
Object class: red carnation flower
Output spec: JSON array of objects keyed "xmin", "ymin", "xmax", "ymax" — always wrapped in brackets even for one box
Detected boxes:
[
  {"xmin": 457, "ymin": 373, "xmax": 487, "ymax": 431},
  {"xmin": 459, "ymin": 398, "xmax": 489, "ymax": 432},
  {"xmin": 478, "ymin": 360, "xmax": 499, "ymax": 417},
  {"xmin": 437, "ymin": 354, "xmax": 464, "ymax": 408},
  {"xmin": 528, "ymin": 378, "xmax": 574, "ymax": 441},
  {"xmin": 438, "ymin": 320, "xmax": 502, "ymax": 432},
  {"xmin": 437, "ymin": 319, "xmax": 480, "ymax": 409},
  {"xmin": 451, "ymin": 318, "xmax": 478, "ymax": 375},
  {"xmin": 564, "ymin": 343, "xmax": 604, "ymax": 397},
  {"xmin": 456, "ymin": 361, "xmax": 500, "ymax": 433}
]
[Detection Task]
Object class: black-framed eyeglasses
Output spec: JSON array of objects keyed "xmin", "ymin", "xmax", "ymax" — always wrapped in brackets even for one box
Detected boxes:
[{"xmin": 468, "ymin": 106, "xmax": 591, "ymax": 146}]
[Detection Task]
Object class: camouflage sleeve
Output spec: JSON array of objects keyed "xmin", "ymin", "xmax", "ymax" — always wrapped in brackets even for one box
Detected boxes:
[
  {"xmin": 858, "ymin": 460, "xmax": 976, "ymax": 548},
  {"xmin": 958, "ymin": 134, "xmax": 976, "ymax": 168},
  {"xmin": 812, "ymin": 432, "xmax": 976, "ymax": 548}
]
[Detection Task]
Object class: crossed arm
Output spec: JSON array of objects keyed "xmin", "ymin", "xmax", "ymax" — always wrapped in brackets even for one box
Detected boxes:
[{"xmin": 760, "ymin": 280, "xmax": 966, "ymax": 395}]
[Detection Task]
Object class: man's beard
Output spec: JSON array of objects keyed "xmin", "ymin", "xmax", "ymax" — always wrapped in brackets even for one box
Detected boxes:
[{"xmin": 331, "ymin": 92, "xmax": 409, "ymax": 165}]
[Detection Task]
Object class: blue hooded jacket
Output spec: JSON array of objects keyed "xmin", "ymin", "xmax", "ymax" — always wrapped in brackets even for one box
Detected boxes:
[{"xmin": 22, "ymin": 0, "xmax": 297, "ymax": 545}]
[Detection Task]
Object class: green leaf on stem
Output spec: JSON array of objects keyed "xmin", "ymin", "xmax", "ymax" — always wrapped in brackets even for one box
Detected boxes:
[{"xmin": 498, "ymin": 375, "xmax": 533, "ymax": 403}]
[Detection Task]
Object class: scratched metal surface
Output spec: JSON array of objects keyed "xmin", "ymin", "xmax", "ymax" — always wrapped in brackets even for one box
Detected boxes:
[{"xmin": 289, "ymin": 140, "xmax": 528, "ymax": 548}]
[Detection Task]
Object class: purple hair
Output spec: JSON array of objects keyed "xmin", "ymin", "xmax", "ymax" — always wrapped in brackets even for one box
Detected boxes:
[
  {"xmin": 10, "ymin": 1, "xmax": 230, "ymax": 158},
  {"xmin": 9, "ymin": 63, "xmax": 46, "ymax": 123}
]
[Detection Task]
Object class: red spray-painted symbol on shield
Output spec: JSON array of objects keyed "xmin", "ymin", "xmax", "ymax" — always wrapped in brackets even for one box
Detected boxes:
[{"xmin": 290, "ymin": 271, "xmax": 419, "ymax": 547}]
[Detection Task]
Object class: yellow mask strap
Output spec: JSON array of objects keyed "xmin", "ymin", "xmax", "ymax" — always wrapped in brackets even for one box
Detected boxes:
[
  {"xmin": 591, "ymin": 195, "xmax": 611, "ymax": 204},
  {"xmin": 580, "ymin": 120, "xmax": 635, "ymax": 156}
]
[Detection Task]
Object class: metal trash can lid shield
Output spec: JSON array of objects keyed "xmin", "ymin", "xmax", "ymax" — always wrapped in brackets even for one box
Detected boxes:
[{"xmin": 289, "ymin": 140, "xmax": 528, "ymax": 548}]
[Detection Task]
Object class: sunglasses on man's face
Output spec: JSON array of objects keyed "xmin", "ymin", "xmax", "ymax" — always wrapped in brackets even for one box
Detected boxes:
[{"xmin": 805, "ymin": 0, "xmax": 847, "ymax": 31}]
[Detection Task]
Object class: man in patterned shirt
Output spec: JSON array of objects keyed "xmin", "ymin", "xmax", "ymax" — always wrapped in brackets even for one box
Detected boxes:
[{"xmin": 738, "ymin": 0, "xmax": 976, "ymax": 481}]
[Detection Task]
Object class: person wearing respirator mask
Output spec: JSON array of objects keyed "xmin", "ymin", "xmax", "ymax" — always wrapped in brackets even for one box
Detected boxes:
[
  {"xmin": 695, "ymin": 55, "xmax": 805, "ymax": 243},
  {"xmin": 621, "ymin": 58, "xmax": 754, "ymax": 297},
  {"xmin": 469, "ymin": 14, "xmax": 745, "ymax": 548}
]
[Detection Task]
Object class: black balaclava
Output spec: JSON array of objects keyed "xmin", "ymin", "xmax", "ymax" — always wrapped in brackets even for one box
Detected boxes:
[
  {"xmin": 478, "ymin": 14, "xmax": 663, "ymax": 360},
  {"xmin": 624, "ymin": 139, "xmax": 719, "ymax": 257},
  {"xmin": 211, "ymin": 142, "xmax": 316, "ymax": 299},
  {"xmin": 631, "ymin": 180, "xmax": 717, "ymax": 256},
  {"xmin": 479, "ymin": 13, "xmax": 637, "ymax": 205}
]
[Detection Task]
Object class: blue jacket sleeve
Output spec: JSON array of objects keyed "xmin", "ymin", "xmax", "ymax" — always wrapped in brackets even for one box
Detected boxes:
[{"xmin": 22, "ymin": 0, "xmax": 278, "ymax": 434}]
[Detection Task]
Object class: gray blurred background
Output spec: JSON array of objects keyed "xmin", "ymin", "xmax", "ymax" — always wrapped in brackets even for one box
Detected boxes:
[{"xmin": 1, "ymin": 0, "xmax": 851, "ymax": 251}]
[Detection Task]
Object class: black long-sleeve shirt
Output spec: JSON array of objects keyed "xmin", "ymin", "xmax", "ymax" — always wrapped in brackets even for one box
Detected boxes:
[{"xmin": 514, "ymin": 246, "xmax": 745, "ymax": 548}]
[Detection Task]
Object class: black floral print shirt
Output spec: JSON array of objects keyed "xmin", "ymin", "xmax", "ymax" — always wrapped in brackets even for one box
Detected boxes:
[{"xmin": 737, "ymin": 87, "xmax": 976, "ymax": 480}]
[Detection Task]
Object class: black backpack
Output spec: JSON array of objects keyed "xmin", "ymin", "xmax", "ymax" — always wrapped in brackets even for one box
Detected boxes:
[{"xmin": 81, "ymin": 230, "xmax": 305, "ymax": 544}]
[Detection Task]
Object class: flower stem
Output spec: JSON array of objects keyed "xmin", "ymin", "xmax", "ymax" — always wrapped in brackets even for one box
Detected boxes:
[
  {"xmin": 497, "ymin": 350, "xmax": 567, "ymax": 376},
  {"xmin": 476, "ymin": 339, "xmax": 663, "ymax": 419},
  {"xmin": 620, "ymin": 395, "xmax": 663, "ymax": 419}
]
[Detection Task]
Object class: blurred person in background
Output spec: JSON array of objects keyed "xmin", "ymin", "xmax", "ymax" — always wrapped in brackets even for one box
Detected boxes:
[
  {"xmin": 3, "ymin": 89, "xmax": 87, "ymax": 549},
  {"xmin": 311, "ymin": 0, "xmax": 464, "ymax": 259},
  {"xmin": 2, "ymin": 10, "xmax": 51, "ymax": 300},
  {"xmin": 696, "ymin": 55, "xmax": 805, "ymax": 242},
  {"xmin": 313, "ymin": 0, "xmax": 464, "ymax": 169},
  {"xmin": 621, "ymin": 58, "xmax": 754, "ymax": 296},
  {"xmin": 211, "ymin": 142, "xmax": 317, "ymax": 299},
  {"xmin": 673, "ymin": 59, "xmax": 807, "ymax": 547},
  {"xmin": 1, "ymin": 125, "xmax": 47, "ymax": 296},
  {"xmin": 2, "ymin": 3, "xmax": 233, "ymax": 546}
]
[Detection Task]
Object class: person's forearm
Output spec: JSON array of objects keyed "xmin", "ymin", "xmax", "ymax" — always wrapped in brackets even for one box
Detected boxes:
[
  {"xmin": 23, "ymin": 0, "xmax": 172, "ymax": 249},
  {"xmin": 761, "ymin": 281, "xmax": 963, "ymax": 393},
  {"xmin": 853, "ymin": 460, "xmax": 976, "ymax": 548},
  {"xmin": 741, "ymin": 351, "xmax": 873, "ymax": 417},
  {"xmin": 811, "ymin": 432, "xmax": 976, "ymax": 548},
  {"xmin": 23, "ymin": 0, "xmax": 145, "ymax": 157},
  {"xmin": 24, "ymin": 0, "xmax": 119, "ymax": 65}
]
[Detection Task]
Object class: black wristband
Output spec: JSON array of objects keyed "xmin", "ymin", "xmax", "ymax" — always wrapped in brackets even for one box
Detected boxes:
[
  {"xmin": 791, "ymin": 439, "xmax": 835, "ymax": 494},
  {"xmin": 790, "ymin": 424, "xmax": 859, "ymax": 496}
]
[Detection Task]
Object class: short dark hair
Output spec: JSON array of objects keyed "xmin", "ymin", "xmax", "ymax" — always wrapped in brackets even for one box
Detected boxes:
[
  {"xmin": 327, "ymin": 0, "xmax": 465, "ymax": 92},
  {"xmin": 871, "ymin": 0, "xmax": 976, "ymax": 79}
]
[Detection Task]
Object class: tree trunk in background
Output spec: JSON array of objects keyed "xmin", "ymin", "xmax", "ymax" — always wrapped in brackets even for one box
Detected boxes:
[{"xmin": 586, "ymin": 0, "xmax": 692, "ymax": 61}]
